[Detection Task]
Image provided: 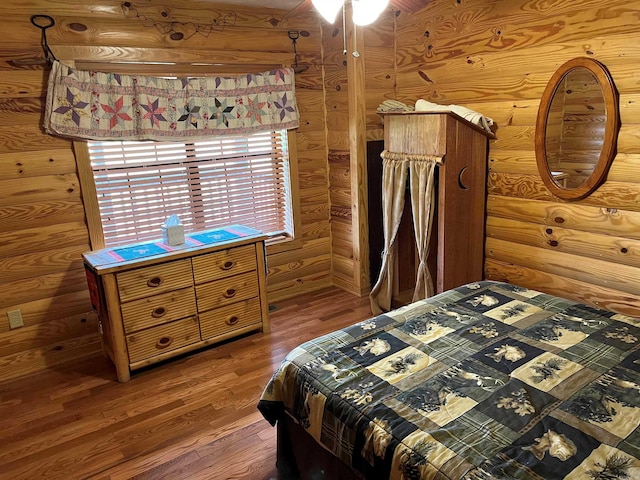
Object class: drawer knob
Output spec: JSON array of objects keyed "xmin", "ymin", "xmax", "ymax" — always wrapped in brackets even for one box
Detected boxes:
[
  {"xmin": 223, "ymin": 288, "xmax": 236, "ymax": 298},
  {"xmin": 156, "ymin": 336, "xmax": 173, "ymax": 349},
  {"xmin": 151, "ymin": 306, "xmax": 167, "ymax": 318},
  {"xmin": 221, "ymin": 260, "xmax": 236, "ymax": 271},
  {"xmin": 226, "ymin": 315, "xmax": 239, "ymax": 326},
  {"xmin": 147, "ymin": 276, "xmax": 163, "ymax": 288}
]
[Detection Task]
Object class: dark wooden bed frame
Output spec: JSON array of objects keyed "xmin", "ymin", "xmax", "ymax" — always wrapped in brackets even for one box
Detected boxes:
[{"xmin": 277, "ymin": 415, "xmax": 362, "ymax": 480}]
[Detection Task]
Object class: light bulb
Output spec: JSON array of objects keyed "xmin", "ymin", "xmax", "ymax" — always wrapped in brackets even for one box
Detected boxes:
[
  {"xmin": 311, "ymin": 0, "xmax": 345, "ymax": 24},
  {"xmin": 352, "ymin": 0, "xmax": 390, "ymax": 26}
]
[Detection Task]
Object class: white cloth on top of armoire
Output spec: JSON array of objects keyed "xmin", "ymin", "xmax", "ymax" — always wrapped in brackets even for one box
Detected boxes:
[{"xmin": 415, "ymin": 99, "xmax": 494, "ymax": 133}]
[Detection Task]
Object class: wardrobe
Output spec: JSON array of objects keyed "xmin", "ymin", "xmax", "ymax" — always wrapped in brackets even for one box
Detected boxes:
[{"xmin": 370, "ymin": 111, "xmax": 494, "ymax": 314}]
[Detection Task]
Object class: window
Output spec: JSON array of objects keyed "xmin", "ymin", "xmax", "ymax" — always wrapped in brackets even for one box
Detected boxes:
[{"xmin": 81, "ymin": 130, "xmax": 297, "ymax": 248}]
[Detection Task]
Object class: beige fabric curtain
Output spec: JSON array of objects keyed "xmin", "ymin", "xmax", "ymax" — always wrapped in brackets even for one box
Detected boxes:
[
  {"xmin": 370, "ymin": 151, "xmax": 442, "ymax": 315},
  {"xmin": 409, "ymin": 159, "xmax": 438, "ymax": 302},
  {"xmin": 369, "ymin": 156, "xmax": 409, "ymax": 315}
]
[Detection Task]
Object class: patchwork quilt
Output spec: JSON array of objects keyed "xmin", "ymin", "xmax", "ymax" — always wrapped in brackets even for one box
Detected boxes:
[{"xmin": 258, "ymin": 281, "xmax": 640, "ymax": 479}]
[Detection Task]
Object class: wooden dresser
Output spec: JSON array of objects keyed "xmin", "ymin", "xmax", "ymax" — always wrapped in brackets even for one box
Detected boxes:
[{"xmin": 83, "ymin": 227, "xmax": 269, "ymax": 382}]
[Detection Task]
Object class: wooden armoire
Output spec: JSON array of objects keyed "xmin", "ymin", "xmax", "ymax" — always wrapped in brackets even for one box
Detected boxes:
[{"xmin": 378, "ymin": 111, "xmax": 494, "ymax": 307}]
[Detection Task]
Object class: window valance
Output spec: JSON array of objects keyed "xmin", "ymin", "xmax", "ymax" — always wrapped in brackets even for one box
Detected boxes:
[{"xmin": 44, "ymin": 60, "xmax": 299, "ymax": 141}]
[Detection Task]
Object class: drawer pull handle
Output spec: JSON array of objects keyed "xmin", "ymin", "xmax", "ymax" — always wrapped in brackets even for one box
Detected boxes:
[
  {"xmin": 221, "ymin": 260, "xmax": 235, "ymax": 270},
  {"xmin": 223, "ymin": 288, "xmax": 236, "ymax": 298},
  {"xmin": 226, "ymin": 315, "xmax": 239, "ymax": 326},
  {"xmin": 151, "ymin": 307, "xmax": 167, "ymax": 318},
  {"xmin": 156, "ymin": 336, "xmax": 173, "ymax": 349},
  {"xmin": 147, "ymin": 277, "xmax": 163, "ymax": 288}
]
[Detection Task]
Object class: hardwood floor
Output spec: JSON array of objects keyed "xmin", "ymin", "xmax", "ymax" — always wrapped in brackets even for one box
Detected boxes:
[{"xmin": 0, "ymin": 287, "xmax": 373, "ymax": 480}]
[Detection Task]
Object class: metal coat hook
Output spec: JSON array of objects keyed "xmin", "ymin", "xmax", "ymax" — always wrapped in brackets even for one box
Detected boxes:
[
  {"xmin": 30, "ymin": 15, "xmax": 58, "ymax": 63},
  {"xmin": 288, "ymin": 30, "xmax": 308, "ymax": 74}
]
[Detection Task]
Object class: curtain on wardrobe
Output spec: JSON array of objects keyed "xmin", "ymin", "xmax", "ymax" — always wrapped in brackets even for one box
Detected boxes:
[{"xmin": 370, "ymin": 151, "xmax": 440, "ymax": 315}]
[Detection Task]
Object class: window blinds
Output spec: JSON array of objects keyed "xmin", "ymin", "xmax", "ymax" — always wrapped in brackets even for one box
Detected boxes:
[{"xmin": 87, "ymin": 130, "xmax": 291, "ymax": 247}]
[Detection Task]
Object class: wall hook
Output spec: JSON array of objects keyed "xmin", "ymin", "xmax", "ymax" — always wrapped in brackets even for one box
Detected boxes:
[
  {"xmin": 288, "ymin": 30, "xmax": 308, "ymax": 74},
  {"xmin": 30, "ymin": 15, "xmax": 58, "ymax": 63}
]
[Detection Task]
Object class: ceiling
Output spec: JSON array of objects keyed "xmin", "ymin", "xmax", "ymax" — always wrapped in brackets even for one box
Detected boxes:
[{"xmin": 200, "ymin": 0, "xmax": 304, "ymax": 10}]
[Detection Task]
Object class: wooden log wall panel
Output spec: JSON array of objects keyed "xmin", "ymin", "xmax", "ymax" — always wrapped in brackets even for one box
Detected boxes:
[
  {"xmin": 364, "ymin": 10, "xmax": 396, "ymax": 139},
  {"xmin": 0, "ymin": 150, "xmax": 77, "ymax": 180},
  {"xmin": 486, "ymin": 195, "xmax": 640, "ymax": 240},
  {"xmin": 394, "ymin": 0, "xmax": 640, "ymax": 64},
  {"xmin": 490, "ymin": 151, "xmax": 640, "ymax": 184},
  {"xmin": 0, "ymin": 174, "xmax": 80, "ymax": 208},
  {"xmin": 0, "ymin": 244, "xmax": 88, "ymax": 284},
  {"xmin": 486, "ymin": 237, "xmax": 640, "ymax": 297},
  {"xmin": 486, "ymin": 217, "xmax": 640, "ymax": 269},
  {"xmin": 488, "ymin": 173, "xmax": 640, "ymax": 212},
  {"xmin": 0, "ymin": 270, "xmax": 89, "ymax": 311},
  {"xmin": 390, "ymin": 0, "xmax": 640, "ymax": 314},
  {"xmin": 1, "ymin": 0, "xmax": 297, "ymax": 25},
  {"xmin": 0, "ymin": 312, "xmax": 97, "ymax": 353},
  {"xmin": 485, "ymin": 259, "xmax": 640, "ymax": 317},
  {"xmin": 0, "ymin": 0, "xmax": 333, "ymax": 379},
  {"xmin": 0, "ymin": 200, "xmax": 86, "ymax": 232},
  {"xmin": 0, "ymin": 291, "xmax": 93, "ymax": 335},
  {"xmin": 0, "ymin": 222, "xmax": 88, "ymax": 258},
  {"xmin": 0, "ymin": 70, "xmax": 48, "ymax": 98},
  {"xmin": 0, "ymin": 124, "xmax": 70, "ymax": 152}
]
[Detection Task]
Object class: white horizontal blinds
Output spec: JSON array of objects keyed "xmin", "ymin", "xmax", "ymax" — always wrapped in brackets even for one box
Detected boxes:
[
  {"xmin": 193, "ymin": 131, "xmax": 288, "ymax": 237},
  {"xmin": 88, "ymin": 130, "xmax": 291, "ymax": 247}
]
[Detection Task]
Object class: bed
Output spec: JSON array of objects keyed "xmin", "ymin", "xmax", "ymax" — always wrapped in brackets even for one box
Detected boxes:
[{"xmin": 258, "ymin": 281, "xmax": 640, "ymax": 479}]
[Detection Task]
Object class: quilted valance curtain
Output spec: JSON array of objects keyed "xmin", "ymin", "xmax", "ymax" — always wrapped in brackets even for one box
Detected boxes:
[{"xmin": 43, "ymin": 60, "xmax": 299, "ymax": 141}]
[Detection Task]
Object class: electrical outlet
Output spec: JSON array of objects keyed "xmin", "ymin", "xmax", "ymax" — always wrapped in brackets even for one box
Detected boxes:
[{"xmin": 7, "ymin": 309, "xmax": 24, "ymax": 329}]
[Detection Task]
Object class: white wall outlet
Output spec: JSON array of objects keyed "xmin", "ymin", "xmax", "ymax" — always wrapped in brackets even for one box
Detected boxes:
[{"xmin": 7, "ymin": 309, "xmax": 24, "ymax": 329}]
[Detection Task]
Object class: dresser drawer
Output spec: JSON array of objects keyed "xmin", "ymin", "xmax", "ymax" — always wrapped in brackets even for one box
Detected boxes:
[
  {"xmin": 117, "ymin": 259, "xmax": 193, "ymax": 302},
  {"xmin": 121, "ymin": 287, "xmax": 196, "ymax": 334},
  {"xmin": 199, "ymin": 298, "xmax": 262, "ymax": 339},
  {"xmin": 195, "ymin": 271, "xmax": 259, "ymax": 312},
  {"xmin": 126, "ymin": 316, "xmax": 200, "ymax": 363},
  {"xmin": 192, "ymin": 244, "xmax": 257, "ymax": 284}
]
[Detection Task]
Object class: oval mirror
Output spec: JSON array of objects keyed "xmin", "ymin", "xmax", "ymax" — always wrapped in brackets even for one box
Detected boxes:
[{"xmin": 535, "ymin": 57, "xmax": 620, "ymax": 201}]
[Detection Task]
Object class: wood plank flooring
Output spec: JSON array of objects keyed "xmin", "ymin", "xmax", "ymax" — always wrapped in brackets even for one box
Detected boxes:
[{"xmin": 0, "ymin": 287, "xmax": 373, "ymax": 480}]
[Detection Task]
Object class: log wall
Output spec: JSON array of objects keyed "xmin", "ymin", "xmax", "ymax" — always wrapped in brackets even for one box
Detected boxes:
[
  {"xmin": 0, "ymin": 0, "xmax": 331, "ymax": 381},
  {"xmin": 391, "ymin": 0, "xmax": 640, "ymax": 315},
  {"xmin": 4, "ymin": 0, "xmax": 639, "ymax": 381}
]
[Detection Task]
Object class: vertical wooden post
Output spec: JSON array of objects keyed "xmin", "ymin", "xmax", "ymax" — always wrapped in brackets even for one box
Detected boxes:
[{"xmin": 346, "ymin": 7, "xmax": 370, "ymax": 296}]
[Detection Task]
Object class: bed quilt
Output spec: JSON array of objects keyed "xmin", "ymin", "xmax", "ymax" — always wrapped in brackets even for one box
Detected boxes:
[{"xmin": 258, "ymin": 281, "xmax": 640, "ymax": 479}]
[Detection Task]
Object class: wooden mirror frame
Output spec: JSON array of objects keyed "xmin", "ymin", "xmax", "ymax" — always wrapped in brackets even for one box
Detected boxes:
[{"xmin": 535, "ymin": 57, "xmax": 620, "ymax": 201}]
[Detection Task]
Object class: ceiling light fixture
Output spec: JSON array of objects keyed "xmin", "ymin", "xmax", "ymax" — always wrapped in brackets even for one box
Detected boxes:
[
  {"xmin": 311, "ymin": 0, "xmax": 390, "ymax": 26},
  {"xmin": 311, "ymin": 0, "xmax": 344, "ymax": 23}
]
